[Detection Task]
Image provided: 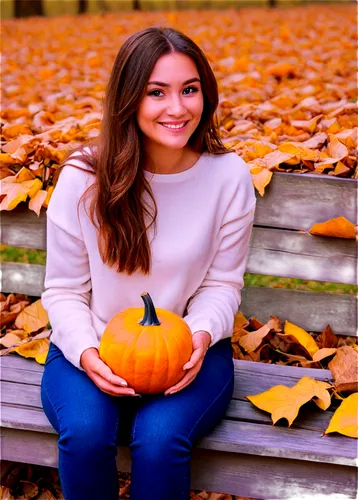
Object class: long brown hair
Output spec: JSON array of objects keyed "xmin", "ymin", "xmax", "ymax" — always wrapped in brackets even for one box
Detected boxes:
[{"xmin": 59, "ymin": 26, "xmax": 229, "ymax": 275}]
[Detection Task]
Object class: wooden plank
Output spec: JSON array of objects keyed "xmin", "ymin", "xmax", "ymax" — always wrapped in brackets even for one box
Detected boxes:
[
  {"xmin": 1, "ymin": 175, "xmax": 356, "ymax": 249},
  {"xmin": 1, "ymin": 205, "xmax": 47, "ymax": 250},
  {"xmin": 0, "ymin": 396, "xmax": 336, "ymax": 436},
  {"xmin": 226, "ymin": 399, "xmax": 336, "ymax": 432},
  {"xmin": 0, "ymin": 262, "xmax": 46, "ymax": 296},
  {"xmin": 241, "ymin": 287, "xmax": 357, "ymax": 336},
  {"xmin": 246, "ymin": 247, "xmax": 357, "ymax": 284},
  {"xmin": 255, "ymin": 173, "xmax": 357, "ymax": 230},
  {"xmin": 1, "ymin": 381, "xmax": 41, "ymax": 408},
  {"xmin": 1, "ymin": 428, "xmax": 356, "ymax": 499},
  {"xmin": 1, "ymin": 228, "xmax": 356, "ymax": 297},
  {"xmin": 199, "ymin": 419, "xmax": 356, "ymax": 466},
  {"xmin": 1, "ymin": 356, "xmax": 333, "ymax": 387}
]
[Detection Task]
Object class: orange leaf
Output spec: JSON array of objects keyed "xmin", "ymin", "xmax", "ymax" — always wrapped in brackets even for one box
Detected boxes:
[
  {"xmin": 15, "ymin": 299, "xmax": 49, "ymax": 334},
  {"xmin": 308, "ymin": 216, "xmax": 356, "ymax": 239}
]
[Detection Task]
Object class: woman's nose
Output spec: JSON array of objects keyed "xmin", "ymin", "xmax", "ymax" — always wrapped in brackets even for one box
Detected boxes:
[{"xmin": 167, "ymin": 95, "xmax": 186, "ymax": 116}]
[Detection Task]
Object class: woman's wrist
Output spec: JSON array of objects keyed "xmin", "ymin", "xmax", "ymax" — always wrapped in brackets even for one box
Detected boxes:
[{"xmin": 192, "ymin": 330, "xmax": 212, "ymax": 350}]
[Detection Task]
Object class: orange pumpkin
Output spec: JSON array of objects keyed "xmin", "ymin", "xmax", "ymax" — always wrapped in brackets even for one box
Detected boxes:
[{"xmin": 99, "ymin": 292, "xmax": 193, "ymax": 394}]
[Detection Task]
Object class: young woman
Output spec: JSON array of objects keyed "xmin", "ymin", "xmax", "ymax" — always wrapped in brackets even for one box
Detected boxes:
[{"xmin": 41, "ymin": 26, "xmax": 256, "ymax": 500}]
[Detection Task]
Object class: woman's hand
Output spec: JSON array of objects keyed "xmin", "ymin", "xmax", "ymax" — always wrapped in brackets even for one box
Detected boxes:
[
  {"xmin": 80, "ymin": 347, "xmax": 141, "ymax": 397},
  {"xmin": 164, "ymin": 330, "xmax": 211, "ymax": 396}
]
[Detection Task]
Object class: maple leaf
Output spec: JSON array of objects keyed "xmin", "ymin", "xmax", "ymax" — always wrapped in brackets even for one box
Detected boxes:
[
  {"xmin": 15, "ymin": 299, "xmax": 49, "ymax": 334},
  {"xmin": 328, "ymin": 346, "xmax": 358, "ymax": 393},
  {"xmin": 247, "ymin": 376, "xmax": 332, "ymax": 426}
]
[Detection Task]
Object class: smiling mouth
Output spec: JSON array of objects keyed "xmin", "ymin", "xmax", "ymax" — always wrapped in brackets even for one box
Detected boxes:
[{"xmin": 159, "ymin": 121, "xmax": 189, "ymax": 130}]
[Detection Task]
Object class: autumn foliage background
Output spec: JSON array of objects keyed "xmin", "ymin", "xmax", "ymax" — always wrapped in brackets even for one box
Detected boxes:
[{"xmin": 0, "ymin": 2, "xmax": 357, "ymax": 499}]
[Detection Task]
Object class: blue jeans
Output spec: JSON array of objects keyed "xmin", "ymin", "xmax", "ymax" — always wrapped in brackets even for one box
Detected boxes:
[{"xmin": 41, "ymin": 338, "xmax": 234, "ymax": 500}]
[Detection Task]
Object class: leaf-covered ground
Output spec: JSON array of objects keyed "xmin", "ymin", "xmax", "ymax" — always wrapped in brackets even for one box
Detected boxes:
[
  {"xmin": 1, "ymin": 4, "xmax": 357, "ymax": 499},
  {"xmin": 1, "ymin": 3, "xmax": 357, "ymax": 213},
  {"xmin": 1, "ymin": 463, "xmax": 251, "ymax": 500}
]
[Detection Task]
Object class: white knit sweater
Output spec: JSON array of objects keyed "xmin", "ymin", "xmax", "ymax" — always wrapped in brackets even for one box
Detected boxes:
[{"xmin": 41, "ymin": 151, "xmax": 256, "ymax": 370}]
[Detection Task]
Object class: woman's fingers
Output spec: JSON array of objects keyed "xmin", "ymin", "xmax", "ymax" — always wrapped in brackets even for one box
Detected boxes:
[
  {"xmin": 92, "ymin": 358, "xmax": 128, "ymax": 387},
  {"xmin": 164, "ymin": 362, "xmax": 202, "ymax": 396},
  {"xmin": 183, "ymin": 345, "xmax": 204, "ymax": 370},
  {"xmin": 88, "ymin": 355, "xmax": 140, "ymax": 396}
]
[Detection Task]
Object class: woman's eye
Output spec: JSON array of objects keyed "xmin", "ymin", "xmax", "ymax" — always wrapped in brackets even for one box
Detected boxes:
[
  {"xmin": 183, "ymin": 86, "xmax": 198, "ymax": 95},
  {"xmin": 148, "ymin": 90, "xmax": 163, "ymax": 97}
]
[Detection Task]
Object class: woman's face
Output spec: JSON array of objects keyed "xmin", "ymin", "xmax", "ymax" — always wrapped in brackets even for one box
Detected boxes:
[{"xmin": 136, "ymin": 52, "xmax": 204, "ymax": 152}]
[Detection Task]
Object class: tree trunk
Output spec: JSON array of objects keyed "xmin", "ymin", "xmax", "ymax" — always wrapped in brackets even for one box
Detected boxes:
[
  {"xmin": 133, "ymin": 0, "xmax": 141, "ymax": 10},
  {"xmin": 15, "ymin": 0, "xmax": 44, "ymax": 18},
  {"xmin": 78, "ymin": 0, "xmax": 88, "ymax": 14}
]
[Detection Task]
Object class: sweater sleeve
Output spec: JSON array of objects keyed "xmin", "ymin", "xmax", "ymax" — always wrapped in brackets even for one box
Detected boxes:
[
  {"xmin": 183, "ymin": 167, "xmax": 256, "ymax": 347},
  {"xmin": 41, "ymin": 165, "xmax": 99, "ymax": 370}
]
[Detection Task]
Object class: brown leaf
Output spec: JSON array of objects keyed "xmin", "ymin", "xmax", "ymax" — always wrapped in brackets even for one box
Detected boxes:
[
  {"xmin": 15, "ymin": 299, "xmax": 49, "ymax": 333},
  {"xmin": 320, "ymin": 324, "xmax": 339, "ymax": 348},
  {"xmin": 328, "ymin": 346, "xmax": 358, "ymax": 393}
]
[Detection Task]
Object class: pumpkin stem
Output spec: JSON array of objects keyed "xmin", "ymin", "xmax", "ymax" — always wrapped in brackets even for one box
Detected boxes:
[{"xmin": 140, "ymin": 292, "xmax": 161, "ymax": 326}]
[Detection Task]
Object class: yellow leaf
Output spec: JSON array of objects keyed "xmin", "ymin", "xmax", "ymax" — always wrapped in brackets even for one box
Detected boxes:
[
  {"xmin": 251, "ymin": 168, "xmax": 273, "ymax": 196},
  {"xmin": 14, "ymin": 338, "xmax": 50, "ymax": 364},
  {"xmin": 325, "ymin": 393, "xmax": 358, "ymax": 438},
  {"xmin": 43, "ymin": 185, "xmax": 54, "ymax": 209},
  {"xmin": 308, "ymin": 216, "xmax": 356, "ymax": 239},
  {"xmin": 0, "ymin": 183, "xmax": 29, "ymax": 210},
  {"xmin": 328, "ymin": 136, "xmax": 349, "ymax": 160},
  {"xmin": 29, "ymin": 189, "xmax": 48, "ymax": 216},
  {"xmin": 247, "ymin": 376, "xmax": 332, "ymax": 426},
  {"xmin": 15, "ymin": 167, "xmax": 35, "ymax": 182},
  {"xmin": 290, "ymin": 115, "xmax": 322, "ymax": 134},
  {"xmin": 15, "ymin": 299, "xmax": 49, "ymax": 334},
  {"xmin": 281, "ymin": 320, "xmax": 319, "ymax": 356},
  {"xmin": 262, "ymin": 150, "xmax": 294, "ymax": 169},
  {"xmin": 22, "ymin": 178, "xmax": 43, "ymax": 199}
]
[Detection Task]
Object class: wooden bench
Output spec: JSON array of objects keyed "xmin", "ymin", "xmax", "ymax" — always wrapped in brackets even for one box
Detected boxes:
[{"xmin": 1, "ymin": 172, "xmax": 357, "ymax": 499}]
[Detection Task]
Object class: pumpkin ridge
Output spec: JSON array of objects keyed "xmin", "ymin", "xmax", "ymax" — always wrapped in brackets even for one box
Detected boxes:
[{"xmin": 161, "ymin": 322, "xmax": 171, "ymax": 391}]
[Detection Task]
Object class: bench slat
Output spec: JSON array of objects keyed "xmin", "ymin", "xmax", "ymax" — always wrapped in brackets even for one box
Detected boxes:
[
  {"xmin": 241, "ymin": 287, "xmax": 357, "ymax": 336},
  {"xmin": 200, "ymin": 419, "xmax": 356, "ymax": 466},
  {"xmin": 0, "ymin": 355, "xmax": 333, "ymax": 388},
  {"xmin": 0, "ymin": 396, "xmax": 337, "ymax": 435},
  {"xmin": 254, "ymin": 173, "xmax": 357, "ymax": 231},
  {"xmin": 1, "ymin": 228, "xmax": 356, "ymax": 300},
  {"xmin": 1, "ymin": 175, "xmax": 356, "ymax": 251},
  {"xmin": 1, "ymin": 428, "xmax": 356, "ymax": 499},
  {"xmin": 1, "ymin": 404, "xmax": 355, "ymax": 467}
]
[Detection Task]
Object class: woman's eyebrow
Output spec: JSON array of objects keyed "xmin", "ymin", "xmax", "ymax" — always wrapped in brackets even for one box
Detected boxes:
[{"xmin": 147, "ymin": 77, "xmax": 201, "ymax": 87}]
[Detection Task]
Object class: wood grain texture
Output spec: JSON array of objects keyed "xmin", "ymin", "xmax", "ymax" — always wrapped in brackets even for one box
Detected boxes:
[
  {"xmin": 1, "ymin": 174, "xmax": 356, "ymax": 249},
  {"xmin": 1, "ymin": 428, "xmax": 357, "ymax": 499},
  {"xmin": 1, "ymin": 262, "xmax": 46, "ymax": 296},
  {"xmin": 255, "ymin": 173, "xmax": 357, "ymax": 230},
  {"xmin": 240, "ymin": 287, "xmax": 357, "ymax": 336},
  {"xmin": 1, "ymin": 357, "xmax": 357, "ymax": 498},
  {"xmin": 1, "ymin": 206, "xmax": 47, "ymax": 250}
]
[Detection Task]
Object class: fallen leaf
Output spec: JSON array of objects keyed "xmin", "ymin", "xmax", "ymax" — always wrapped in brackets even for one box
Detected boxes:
[
  {"xmin": 328, "ymin": 346, "xmax": 358, "ymax": 393},
  {"xmin": 312, "ymin": 348, "xmax": 337, "ymax": 363},
  {"xmin": 278, "ymin": 320, "xmax": 319, "ymax": 357},
  {"xmin": 324, "ymin": 393, "xmax": 358, "ymax": 438},
  {"xmin": 308, "ymin": 216, "xmax": 356, "ymax": 239},
  {"xmin": 15, "ymin": 299, "xmax": 49, "ymax": 333},
  {"xmin": 247, "ymin": 376, "xmax": 332, "ymax": 426},
  {"xmin": 14, "ymin": 338, "xmax": 50, "ymax": 364},
  {"xmin": 239, "ymin": 316, "xmax": 281, "ymax": 353}
]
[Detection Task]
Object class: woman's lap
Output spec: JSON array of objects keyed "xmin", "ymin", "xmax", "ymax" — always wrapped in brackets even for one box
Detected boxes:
[
  {"xmin": 41, "ymin": 338, "xmax": 234, "ymax": 499},
  {"xmin": 42, "ymin": 338, "xmax": 234, "ymax": 444}
]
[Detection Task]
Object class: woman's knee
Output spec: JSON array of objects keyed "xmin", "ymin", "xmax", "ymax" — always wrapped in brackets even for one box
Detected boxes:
[
  {"xmin": 59, "ymin": 413, "xmax": 119, "ymax": 457},
  {"xmin": 131, "ymin": 426, "xmax": 191, "ymax": 465}
]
